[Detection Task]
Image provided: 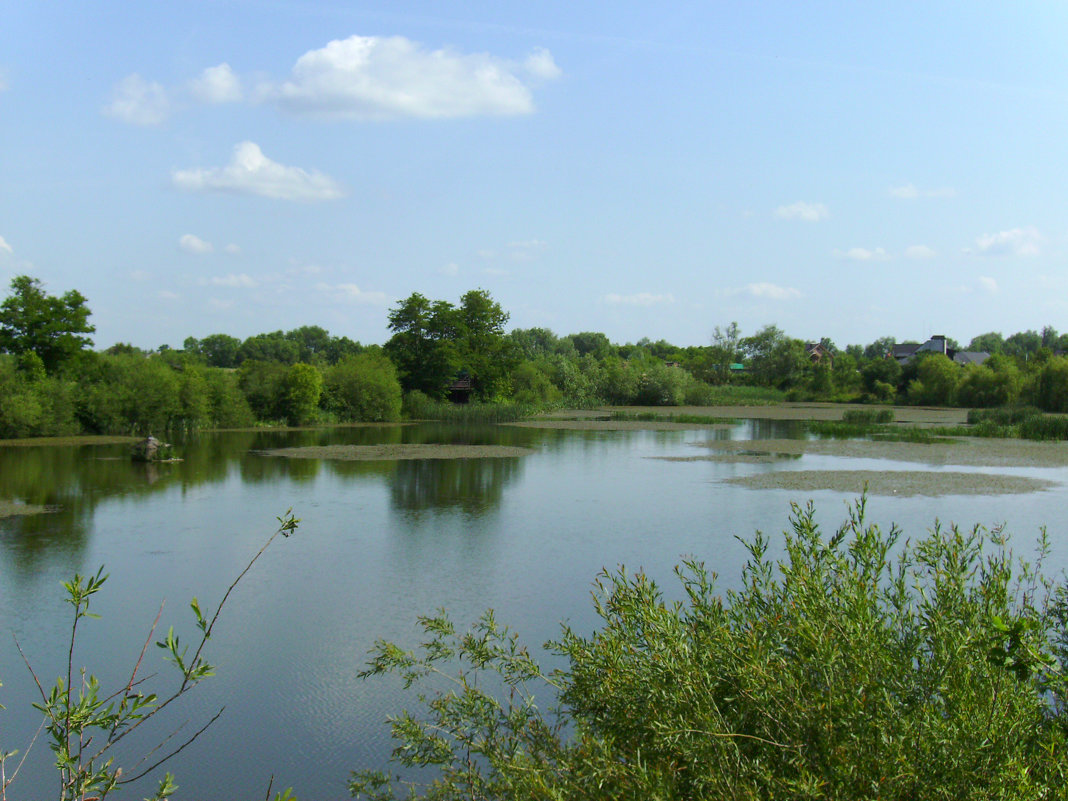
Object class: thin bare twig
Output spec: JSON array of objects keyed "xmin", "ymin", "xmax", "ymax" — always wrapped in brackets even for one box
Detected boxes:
[
  {"xmin": 119, "ymin": 708, "xmax": 225, "ymax": 785},
  {"xmin": 12, "ymin": 636, "xmax": 46, "ymax": 704}
]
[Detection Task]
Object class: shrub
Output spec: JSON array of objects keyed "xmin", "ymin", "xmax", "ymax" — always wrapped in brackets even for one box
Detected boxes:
[
  {"xmin": 323, "ymin": 352, "xmax": 403, "ymax": 422},
  {"xmin": 353, "ymin": 498, "xmax": 1068, "ymax": 800},
  {"xmin": 842, "ymin": 408, "xmax": 893, "ymax": 424}
]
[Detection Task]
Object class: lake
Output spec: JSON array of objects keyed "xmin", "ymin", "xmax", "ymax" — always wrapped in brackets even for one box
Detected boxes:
[{"xmin": 2, "ymin": 420, "xmax": 1067, "ymax": 799}]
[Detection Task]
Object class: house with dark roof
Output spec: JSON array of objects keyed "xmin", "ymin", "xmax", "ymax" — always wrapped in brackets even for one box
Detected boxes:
[{"xmin": 892, "ymin": 335, "xmax": 989, "ymax": 367}]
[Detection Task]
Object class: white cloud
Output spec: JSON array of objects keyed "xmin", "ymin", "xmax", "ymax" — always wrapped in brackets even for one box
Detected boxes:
[
  {"xmin": 317, "ymin": 282, "xmax": 390, "ymax": 305},
  {"xmin": 889, "ymin": 183, "xmax": 919, "ymax": 199},
  {"xmin": 179, "ymin": 234, "xmax": 214, "ymax": 254},
  {"xmin": 204, "ymin": 273, "xmax": 257, "ymax": 288},
  {"xmin": 839, "ymin": 247, "xmax": 890, "ymax": 261},
  {"xmin": 891, "ymin": 183, "xmax": 956, "ymax": 199},
  {"xmin": 774, "ymin": 202, "xmax": 828, "ymax": 222},
  {"xmin": 603, "ymin": 292, "xmax": 675, "ymax": 306},
  {"xmin": 105, "ymin": 74, "xmax": 170, "ymax": 125},
  {"xmin": 483, "ymin": 267, "xmax": 510, "ymax": 276},
  {"xmin": 978, "ymin": 276, "xmax": 998, "ymax": 294},
  {"xmin": 524, "ymin": 47, "xmax": 562, "ymax": 80},
  {"xmin": 208, "ymin": 298, "xmax": 235, "ymax": 310},
  {"xmin": 224, "ymin": 243, "xmax": 241, "ymax": 254},
  {"xmin": 172, "ymin": 141, "xmax": 345, "ymax": 201},
  {"xmin": 157, "ymin": 290, "xmax": 180, "ymax": 301},
  {"xmin": 130, "ymin": 269, "xmax": 151, "ymax": 282},
  {"xmin": 971, "ymin": 226, "xmax": 1041, "ymax": 257},
  {"xmin": 506, "ymin": 239, "xmax": 547, "ymax": 261},
  {"xmin": 0, "ymin": 235, "xmax": 12, "ymax": 255},
  {"xmin": 440, "ymin": 262, "xmax": 459, "ymax": 276},
  {"xmin": 744, "ymin": 282, "xmax": 801, "ymax": 300},
  {"xmin": 269, "ymin": 35, "xmax": 550, "ymax": 119},
  {"xmin": 189, "ymin": 63, "xmax": 242, "ymax": 104},
  {"xmin": 905, "ymin": 244, "xmax": 936, "ymax": 260}
]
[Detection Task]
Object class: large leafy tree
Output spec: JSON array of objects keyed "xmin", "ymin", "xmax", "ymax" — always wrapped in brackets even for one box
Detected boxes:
[
  {"xmin": 385, "ymin": 289, "xmax": 516, "ymax": 400},
  {"xmin": 0, "ymin": 275, "xmax": 95, "ymax": 371}
]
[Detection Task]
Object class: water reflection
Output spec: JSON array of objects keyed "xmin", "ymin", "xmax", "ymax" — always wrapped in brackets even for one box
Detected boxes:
[
  {"xmin": 390, "ymin": 457, "xmax": 523, "ymax": 516},
  {"xmin": 0, "ymin": 425, "xmax": 540, "ymax": 569}
]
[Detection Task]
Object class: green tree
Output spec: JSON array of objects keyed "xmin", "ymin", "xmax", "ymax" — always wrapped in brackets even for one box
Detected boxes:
[
  {"xmin": 281, "ymin": 362, "xmax": 322, "ymax": 425},
  {"xmin": 384, "ymin": 293, "xmax": 460, "ymax": 399},
  {"xmin": 565, "ymin": 331, "xmax": 614, "ymax": 360},
  {"xmin": 322, "ymin": 352, "xmax": 402, "ymax": 422},
  {"xmin": 1004, "ymin": 330, "xmax": 1043, "ymax": 360},
  {"xmin": 0, "ymin": 275, "xmax": 95, "ymax": 371},
  {"xmin": 455, "ymin": 289, "xmax": 518, "ymax": 399},
  {"xmin": 385, "ymin": 290, "xmax": 516, "ymax": 401},
  {"xmin": 863, "ymin": 336, "xmax": 896, "ymax": 361},
  {"xmin": 741, "ymin": 325, "xmax": 810, "ymax": 388},
  {"xmin": 189, "ymin": 333, "xmax": 243, "ymax": 367},
  {"xmin": 906, "ymin": 353, "xmax": 960, "ymax": 406},
  {"xmin": 967, "ymin": 331, "xmax": 1005, "ymax": 354}
]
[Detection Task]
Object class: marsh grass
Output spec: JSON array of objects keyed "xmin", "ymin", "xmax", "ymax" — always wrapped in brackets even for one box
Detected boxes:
[
  {"xmin": 404, "ymin": 396, "xmax": 534, "ymax": 424},
  {"xmin": 841, "ymin": 408, "xmax": 894, "ymax": 424}
]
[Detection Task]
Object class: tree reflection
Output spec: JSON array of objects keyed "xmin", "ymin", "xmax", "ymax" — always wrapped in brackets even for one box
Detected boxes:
[{"xmin": 390, "ymin": 456, "xmax": 523, "ymax": 516}]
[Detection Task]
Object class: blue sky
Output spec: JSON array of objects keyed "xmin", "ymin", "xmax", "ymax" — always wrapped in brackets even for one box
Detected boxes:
[{"xmin": 3, "ymin": 2, "xmax": 1068, "ymax": 350}]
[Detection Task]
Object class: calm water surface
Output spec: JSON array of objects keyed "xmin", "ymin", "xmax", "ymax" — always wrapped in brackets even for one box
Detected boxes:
[{"xmin": 2, "ymin": 422, "xmax": 1067, "ymax": 799}]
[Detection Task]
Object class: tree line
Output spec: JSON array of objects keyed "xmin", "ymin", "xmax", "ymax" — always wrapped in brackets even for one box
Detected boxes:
[{"xmin": 4, "ymin": 274, "xmax": 1068, "ymax": 438}]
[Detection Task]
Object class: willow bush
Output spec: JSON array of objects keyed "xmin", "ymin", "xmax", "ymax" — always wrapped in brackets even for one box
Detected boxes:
[{"xmin": 353, "ymin": 498, "xmax": 1068, "ymax": 800}]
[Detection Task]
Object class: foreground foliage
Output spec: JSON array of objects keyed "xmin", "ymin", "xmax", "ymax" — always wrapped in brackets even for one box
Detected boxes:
[
  {"xmin": 353, "ymin": 499, "xmax": 1068, "ymax": 800},
  {"xmin": 0, "ymin": 511, "xmax": 300, "ymax": 800}
]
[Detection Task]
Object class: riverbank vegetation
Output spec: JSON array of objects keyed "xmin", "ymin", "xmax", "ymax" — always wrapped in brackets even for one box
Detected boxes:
[
  {"xmin": 352, "ymin": 498, "xmax": 1068, "ymax": 800},
  {"xmin": 7, "ymin": 275, "xmax": 1068, "ymax": 440}
]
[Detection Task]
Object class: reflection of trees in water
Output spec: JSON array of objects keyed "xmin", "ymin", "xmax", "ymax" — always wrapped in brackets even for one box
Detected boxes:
[
  {"xmin": 0, "ymin": 424, "xmax": 526, "ymax": 571},
  {"xmin": 390, "ymin": 457, "xmax": 524, "ymax": 516},
  {"xmin": 747, "ymin": 418, "xmax": 804, "ymax": 440},
  {"xmin": 0, "ymin": 431, "xmax": 262, "ymax": 572}
]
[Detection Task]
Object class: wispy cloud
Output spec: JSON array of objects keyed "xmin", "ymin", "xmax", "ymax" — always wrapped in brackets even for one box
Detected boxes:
[
  {"xmin": 440, "ymin": 262, "xmax": 459, "ymax": 276},
  {"xmin": 838, "ymin": 247, "xmax": 890, "ymax": 261},
  {"xmin": 774, "ymin": 201, "xmax": 828, "ymax": 222},
  {"xmin": 157, "ymin": 290, "xmax": 181, "ymax": 301},
  {"xmin": 189, "ymin": 63, "xmax": 243, "ymax": 104},
  {"xmin": 506, "ymin": 239, "xmax": 547, "ymax": 261},
  {"xmin": 524, "ymin": 47, "xmax": 562, "ymax": 80},
  {"xmin": 603, "ymin": 292, "xmax": 675, "ymax": 306},
  {"xmin": 739, "ymin": 282, "xmax": 801, "ymax": 300},
  {"xmin": 889, "ymin": 183, "xmax": 956, "ymax": 199},
  {"xmin": 316, "ymin": 282, "xmax": 390, "ymax": 305},
  {"xmin": 978, "ymin": 276, "xmax": 998, "ymax": 294},
  {"xmin": 202, "ymin": 273, "xmax": 257, "ymax": 288},
  {"xmin": 0, "ymin": 235, "xmax": 12, "ymax": 255},
  {"xmin": 172, "ymin": 142, "xmax": 345, "ymax": 201},
  {"xmin": 179, "ymin": 234, "xmax": 214, "ymax": 254},
  {"xmin": 104, "ymin": 74, "xmax": 170, "ymax": 125},
  {"xmin": 267, "ymin": 35, "xmax": 559, "ymax": 119},
  {"xmin": 905, "ymin": 244, "xmax": 936, "ymax": 260},
  {"xmin": 968, "ymin": 226, "xmax": 1041, "ymax": 257},
  {"xmin": 224, "ymin": 243, "xmax": 241, "ymax": 254}
]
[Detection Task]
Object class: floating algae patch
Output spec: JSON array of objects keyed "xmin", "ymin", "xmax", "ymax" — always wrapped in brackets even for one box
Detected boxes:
[
  {"xmin": 261, "ymin": 444, "xmax": 533, "ymax": 461},
  {"xmin": 723, "ymin": 470, "xmax": 1053, "ymax": 497},
  {"xmin": 0, "ymin": 500, "xmax": 52, "ymax": 518},
  {"xmin": 696, "ymin": 437, "xmax": 1068, "ymax": 468}
]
